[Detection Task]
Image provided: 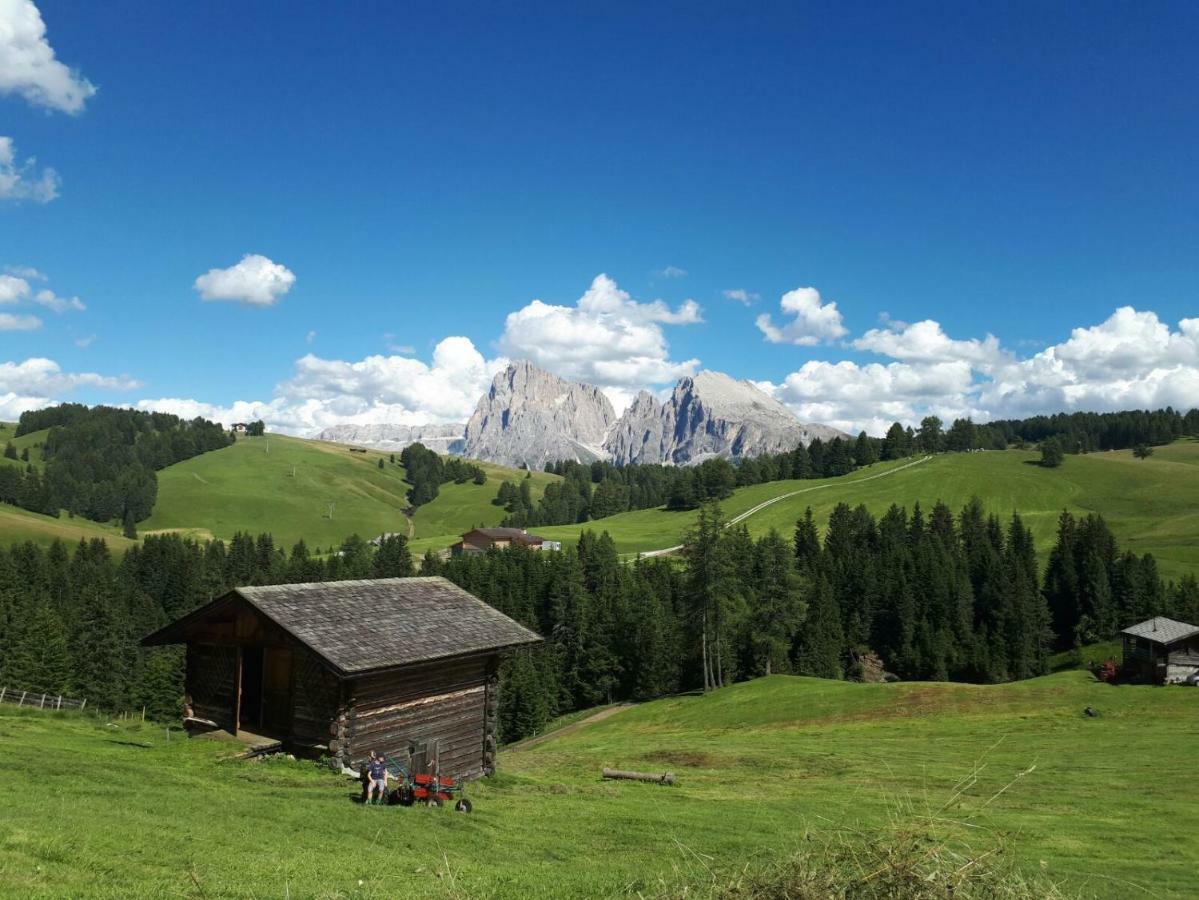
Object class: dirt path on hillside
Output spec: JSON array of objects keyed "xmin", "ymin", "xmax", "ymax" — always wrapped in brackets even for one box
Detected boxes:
[
  {"xmin": 641, "ymin": 455, "xmax": 933, "ymax": 558},
  {"xmin": 505, "ymin": 704, "xmax": 634, "ymax": 752}
]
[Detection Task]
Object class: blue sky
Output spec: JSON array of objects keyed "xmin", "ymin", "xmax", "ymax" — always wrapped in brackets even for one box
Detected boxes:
[{"xmin": 1, "ymin": 1, "xmax": 1197, "ymax": 435}]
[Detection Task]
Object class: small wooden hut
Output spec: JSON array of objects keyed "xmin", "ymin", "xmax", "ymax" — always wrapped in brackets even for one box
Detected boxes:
[
  {"xmin": 141, "ymin": 577, "xmax": 542, "ymax": 778},
  {"xmin": 1120, "ymin": 616, "xmax": 1199, "ymax": 684}
]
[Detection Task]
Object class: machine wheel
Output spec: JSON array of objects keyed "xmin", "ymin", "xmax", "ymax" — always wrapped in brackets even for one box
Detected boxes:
[
  {"xmin": 454, "ymin": 798, "xmax": 472, "ymax": 813},
  {"xmin": 429, "ymin": 795, "xmax": 445, "ymax": 807}
]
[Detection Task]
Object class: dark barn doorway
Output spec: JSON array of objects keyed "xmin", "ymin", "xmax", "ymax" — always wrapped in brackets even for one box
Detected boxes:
[{"xmin": 240, "ymin": 647, "xmax": 264, "ymax": 729}]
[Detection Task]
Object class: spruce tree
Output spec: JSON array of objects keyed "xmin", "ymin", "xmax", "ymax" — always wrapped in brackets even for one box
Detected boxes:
[
  {"xmin": 748, "ymin": 530, "xmax": 805, "ymax": 675},
  {"xmin": 372, "ymin": 534, "xmax": 414, "ymax": 578},
  {"xmin": 794, "ymin": 573, "xmax": 843, "ymax": 678},
  {"xmin": 5, "ymin": 602, "xmax": 73, "ymax": 694}
]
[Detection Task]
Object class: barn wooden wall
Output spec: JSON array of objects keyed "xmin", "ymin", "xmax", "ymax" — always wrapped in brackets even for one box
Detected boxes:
[
  {"xmin": 290, "ymin": 650, "xmax": 341, "ymax": 745},
  {"xmin": 344, "ymin": 654, "xmax": 496, "ymax": 780},
  {"xmin": 186, "ymin": 643, "xmax": 237, "ymax": 729}
]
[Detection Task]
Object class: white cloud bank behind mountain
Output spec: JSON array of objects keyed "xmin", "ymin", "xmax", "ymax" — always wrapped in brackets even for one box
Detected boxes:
[
  {"xmin": 762, "ymin": 307, "xmax": 1199, "ymax": 436},
  {"xmin": 5, "ymin": 273, "xmax": 1199, "ymax": 439}
]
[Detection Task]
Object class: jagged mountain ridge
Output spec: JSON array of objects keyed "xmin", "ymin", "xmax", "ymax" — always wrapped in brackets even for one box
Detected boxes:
[
  {"xmin": 314, "ymin": 423, "xmax": 466, "ymax": 454},
  {"xmin": 314, "ymin": 361, "xmax": 846, "ymax": 467},
  {"xmin": 603, "ymin": 371, "xmax": 846, "ymax": 465},
  {"xmin": 460, "ymin": 360, "xmax": 617, "ymax": 469}
]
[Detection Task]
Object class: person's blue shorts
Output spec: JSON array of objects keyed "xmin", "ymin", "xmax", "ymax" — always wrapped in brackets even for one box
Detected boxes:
[{"xmin": 369, "ymin": 777, "xmax": 387, "ymax": 793}]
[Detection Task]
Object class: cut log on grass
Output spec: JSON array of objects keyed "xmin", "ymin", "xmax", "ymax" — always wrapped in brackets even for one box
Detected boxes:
[{"xmin": 602, "ymin": 767, "xmax": 676, "ymax": 785}]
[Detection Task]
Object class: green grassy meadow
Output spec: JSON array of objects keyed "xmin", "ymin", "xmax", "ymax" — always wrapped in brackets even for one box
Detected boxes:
[
  {"xmin": 142, "ymin": 435, "xmax": 554, "ymax": 552},
  {"xmin": 3, "ymin": 432, "xmax": 1199, "ymax": 579},
  {"xmin": 0, "ymin": 425, "xmax": 47, "ymax": 471},
  {"xmin": 0, "ymin": 427, "xmax": 552, "ymax": 554},
  {"xmin": 409, "ymin": 462, "xmax": 558, "ymax": 551},
  {"xmin": 1, "ymin": 671, "xmax": 1194, "ymax": 898},
  {"xmin": 141, "ymin": 435, "xmax": 419, "ymax": 549},
  {"xmin": 538, "ymin": 441, "xmax": 1199, "ymax": 580},
  {"xmin": 0, "ymin": 504, "xmax": 134, "ymax": 552}
]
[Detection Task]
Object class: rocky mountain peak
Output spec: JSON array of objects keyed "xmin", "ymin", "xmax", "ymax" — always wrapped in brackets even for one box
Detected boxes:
[
  {"xmin": 605, "ymin": 369, "xmax": 846, "ymax": 465},
  {"xmin": 460, "ymin": 361, "xmax": 617, "ymax": 469}
]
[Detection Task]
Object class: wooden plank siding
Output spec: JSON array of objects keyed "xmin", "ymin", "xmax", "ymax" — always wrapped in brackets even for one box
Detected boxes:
[
  {"xmin": 186, "ymin": 643, "xmax": 237, "ymax": 730},
  {"xmin": 145, "ymin": 578, "xmax": 541, "ymax": 777},
  {"xmin": 344, "ymin": 653, "xmax": 496, "ymax": 779}
]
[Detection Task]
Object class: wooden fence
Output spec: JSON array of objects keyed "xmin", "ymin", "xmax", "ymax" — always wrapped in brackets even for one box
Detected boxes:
[{"xmin": 0, "ymin": 686, "xmax": 86, "ymax": 711}]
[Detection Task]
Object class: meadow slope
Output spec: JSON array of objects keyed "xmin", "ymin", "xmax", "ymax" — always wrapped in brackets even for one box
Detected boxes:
[
  {"xmin": 0, "ymin": 672, "xmax": 1194, "ymax": 898},
  {"xmin": 142, "ymin": 435, "xmax": 555, "ymax": 551},
  {"xmin": 537, "ymin": 440, "xmax": 1199, "ymax": 579}
]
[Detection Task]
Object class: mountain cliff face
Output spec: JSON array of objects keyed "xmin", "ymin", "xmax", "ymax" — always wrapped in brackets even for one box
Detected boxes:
[
  {"xmin": 604, "ymin": 370, "xmax": 846, "ymax": 465},
  {"xmin": 460, "ymin": 361, "xmax": 617, "ymax": 469},
  {"xmin": 314, "ymin": 423, "xmax": 465, "ymax": 454},
  {"xmin": 315, "ymin": 362, "xmax": 844, "ymax": 468}
]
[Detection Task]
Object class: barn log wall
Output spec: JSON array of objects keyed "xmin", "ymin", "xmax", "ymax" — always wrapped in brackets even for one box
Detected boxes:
[
  {"xmin": 345, "ymin": 653, "xmax": 495, "ymax": 780},
  {"xmin": 186, "ymin": 643, "xmax": 237, "ymax": 729},
  {"xmin": 290, "ymin": 650, "xmax": 340, "ymax": 746},
  {"xmin": 482, "ymin": 660, "xmax": 500, "ymax": 775}
]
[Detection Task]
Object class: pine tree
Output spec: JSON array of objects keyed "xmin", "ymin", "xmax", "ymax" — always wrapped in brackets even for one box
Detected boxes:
[
  {"xmin": 748, "ymin": 530, "xmax": 805, "ymax": 675},
  {"xmin": 793, "ymin": 507, "xmax": 821, "ymax": 571},
  {"xmin": 372, "ymin": 534, "xmax": 414, "ymax": 578},
  {"xmin": 794, "ymin": 573, "xmax": 843, "ymax": 678},
  {"xmin": 5, "ymin": 602, "xmax": 73, "ymax": 694},
  {"xmin": 853, "ymin": 431, "xmax": 877, "ymax": 468}
]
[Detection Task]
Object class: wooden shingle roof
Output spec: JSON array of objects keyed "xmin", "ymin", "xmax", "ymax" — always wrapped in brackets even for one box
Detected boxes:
[
  {"xmin": 142, "ymin": 576, "xmax": 542, "ymax": 675},
  {"xmin": 1121, "ymin": 616, "xmax": 1199, "ymax": 645}
]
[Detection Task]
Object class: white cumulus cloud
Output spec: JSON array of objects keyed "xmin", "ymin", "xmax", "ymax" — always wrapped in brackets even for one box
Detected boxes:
[
  {"xmin": 0, "ymin": 136, "xmax": 59, "ymax": 203},
  {"xmin": 756, "ymin": 286, "xmax": 848, "ymax": 345},
  {"xmin": 723, "ymin": 288, "xmax": 758, "ymax": 305},
  {"xmin": 4, "ymin": 265, "xmax": 46, "ymax": 280},
  {"xmin": 0, "ymin": 0, "xmax": 97, "ymax": 113},
  {"xmin": 763, "ymin": 306, "xmax": 1199, "ymax": 435},
  {"xmin": 136, "ymin": 337, "xmax": 507, "ymax": 435},
  {"xmin": 0, "ymin": 267, "xmax": 84, "ymax": 314},
  {"xmin": 854, "ymin": 318, "xmax": 1007, "ymax": 368},
  {"xmin": 32, "ymin": 288, "xmax": 84, "ymax": 313},
  {"xmin": 0, "ymin": 273, "xmax": 32, "ymax": 303},
  {"xmin": 0, "ymin": 312, "xmax": 40, "ymax": 330},
  {"xmin": 498, "ymin": 274, "xmax": 701, "ymax": 391},
  {"xmin": 194, "ymin": 254, "xmax": 296, "ymax": 307},
  {"xmin": 0, "ymin": 357, "xmax": 139, "ymax": 419}
]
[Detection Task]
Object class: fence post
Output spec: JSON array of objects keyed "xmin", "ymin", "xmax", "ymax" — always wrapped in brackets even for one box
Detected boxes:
[
  {"xmin": 0, "ymin": 686, "xmax": 5, "ymax": 703},
  {"xmin": 18, "ymin": 691, "xmax": 26, "ymax": 706},
  {"xmin": 57, "ymin": 695, "xmax": 62, "ymax": 710},
  {"xmin": 40, "ymin": 693, "xmax": 46, "ymax": 709},
  {"xmin": 80, "ymin": 698, "xmax": 87, "ymax": 711}
]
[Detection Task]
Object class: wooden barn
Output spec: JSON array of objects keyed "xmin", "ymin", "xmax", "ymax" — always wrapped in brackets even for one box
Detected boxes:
[
  {"xmin": 141, "ymin": 577, "xmax": 542, "ymax": 778},
  {"xmin": 1120, "ymin": 616, "xmax": 1199, "ymax": 684}
]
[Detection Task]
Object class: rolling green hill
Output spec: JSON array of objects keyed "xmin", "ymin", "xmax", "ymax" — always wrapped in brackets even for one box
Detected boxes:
[
  {"xmin": 141, "ymin": 434, "xmax": 555, "ymax": 551},
  {"xmin": 4, "ymin": 430, "xmax": 1199, "ymax": 579},
  {"xmin": 537, "ymin": 440, "xmax": 1199, "ymax": 580},
  {"xmin": 1, "ymin": 670, "xmax": 1193, "ymax": 897},
  {"xmin": 0, "ymin": 424, "xmax": 48, "ymax": 470},
  {"xmin": 0, "ymin": 503, "xmax": 134, "ymax": 551}
]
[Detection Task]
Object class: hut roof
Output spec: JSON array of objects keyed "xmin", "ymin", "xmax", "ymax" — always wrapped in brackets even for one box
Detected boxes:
[
  {"xmin": 463, "ymin": 527, "xmax": 546, "ymax": 544},
  {"xmin": 142, "ymin": 576, "xmax": 542, "ymax": 675},
  {"xmin": 1121, "ymin": 616, "xmax": 1199, "ymax": 645}
]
